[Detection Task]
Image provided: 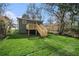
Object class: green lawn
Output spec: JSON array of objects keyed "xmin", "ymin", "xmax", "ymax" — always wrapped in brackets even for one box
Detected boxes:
[{"xmin": 0, "ymin": 31, "xmax": 79, "ymax": 56}]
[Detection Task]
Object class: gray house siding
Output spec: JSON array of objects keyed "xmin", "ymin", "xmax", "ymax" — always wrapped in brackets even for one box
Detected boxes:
[{"xmin": 18, "ymin": 19, "xmax": 27, "ymax": 33}]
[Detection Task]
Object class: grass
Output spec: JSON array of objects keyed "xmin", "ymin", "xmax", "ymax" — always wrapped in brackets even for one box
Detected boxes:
[{"xmin": 0, "ymin": 31, "xmax": 79, "ymax": 56}]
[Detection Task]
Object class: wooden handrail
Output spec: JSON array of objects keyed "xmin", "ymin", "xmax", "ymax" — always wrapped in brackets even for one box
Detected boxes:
[
  {"xmin": 39, "ymin": 24, "xmax": 48, "ymax": 34},
  {"xmin": 36, "ymin": 24, "xmax": 44, "ymax": 36},
  {"xmin": 36, "ymin": 24, "xmax": 48, "ymax": 37}
]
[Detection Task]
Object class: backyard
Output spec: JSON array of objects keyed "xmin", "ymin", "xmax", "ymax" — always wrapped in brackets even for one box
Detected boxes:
[{"xmin": 0, "ymin": 30, "xmax": 79, "ymax": 56}]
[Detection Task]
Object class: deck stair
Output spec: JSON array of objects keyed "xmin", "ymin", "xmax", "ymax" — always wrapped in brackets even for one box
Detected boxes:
[{"xmin": 36, "ymin": 24, "xmax": 48, "ymax": 37}]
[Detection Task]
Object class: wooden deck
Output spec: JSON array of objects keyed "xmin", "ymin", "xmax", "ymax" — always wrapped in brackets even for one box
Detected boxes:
[{"xmin": 26, "ymin": 23, "xmax": 48, "ymax": 37}]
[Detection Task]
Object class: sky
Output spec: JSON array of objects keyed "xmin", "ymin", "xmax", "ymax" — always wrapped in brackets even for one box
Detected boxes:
[
  {"xmin": 7, "ymin": 3, "xmax": 28, "ymax": 17},
  {"xmin": 5, "ymin": 3, "xmax": 28, "ymax": 24},
  {"xmin": 4, "ymin": 3, "xmax": 55, "ymax": 24}
]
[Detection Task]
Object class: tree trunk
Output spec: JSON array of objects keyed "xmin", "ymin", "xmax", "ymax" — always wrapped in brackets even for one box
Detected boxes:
[
  {"xmin": 70, "ymin": 15, "xmax": 74, "ymax": 31},
  {"xmin": 58, "ymin": 12, "xmax": 65, "ymax": 35},
  {"xmin": 59, "ymin": 21, "xmax": 65, "ymax": 35}
]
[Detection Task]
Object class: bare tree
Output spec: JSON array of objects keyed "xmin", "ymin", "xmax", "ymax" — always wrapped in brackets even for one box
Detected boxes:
[
  {"xmin": 23, "ymin": 4, "xmax": 43, "ymax": 21},
  {"xmin": 0, "ymin": 3, "xmax": 8, "ymax": 15}
]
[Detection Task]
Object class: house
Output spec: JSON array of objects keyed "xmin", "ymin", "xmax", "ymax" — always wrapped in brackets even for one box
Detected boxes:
[
  {"xmin": 17, "ymin": 18, "xmax": 48, "ymax": 37},
  {"xmin": 0, "ymin": 16, "xmax": 11, "ymax": 38}
]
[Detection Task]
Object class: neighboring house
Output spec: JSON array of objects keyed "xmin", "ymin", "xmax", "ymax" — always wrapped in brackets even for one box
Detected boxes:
[
  {"xmin": 17, "ymin": 17, "xmax": 48, "ymax": 37},
  {"xmin": 0, "ymin": 16, "xmax": 11, "ymax": 38}
]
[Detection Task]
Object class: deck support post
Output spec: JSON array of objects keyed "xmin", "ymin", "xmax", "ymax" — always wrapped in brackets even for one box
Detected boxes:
[
  {"xmin": 28, "ymin": 30, "xmax": 30, "ymax": 36},
  {"xmin": 35, "ymin": 22, "xmax": 38, "ymax": 36},
  {"xmin": 35, "ymin": 30, "xmax": 37, "ymax": 36}
]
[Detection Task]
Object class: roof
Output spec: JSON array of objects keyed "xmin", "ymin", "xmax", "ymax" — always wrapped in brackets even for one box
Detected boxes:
[
  {"xmin": 17, "ymin": 18, "xmax": 43, "ymax": 23},
  {"xmin": 0, "ymin": 16, "xmax": 10, "ymax": 21},
  {"xmin": 0, "ymin": 16, "xmax": 10, "ymax": 23}
]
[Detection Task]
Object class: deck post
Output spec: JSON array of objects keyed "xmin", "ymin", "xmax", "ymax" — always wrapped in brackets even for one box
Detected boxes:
[
  {"xmin": 35, "ymin": 30, "xmax": 37, "ymax": 36},
  {"xmin": 28, "ymin": 30, "xmax": 30, "ymax": 36},
  {"xmin": 35, "ymin": 22, "xmax": 37, "ymax": 36}
]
